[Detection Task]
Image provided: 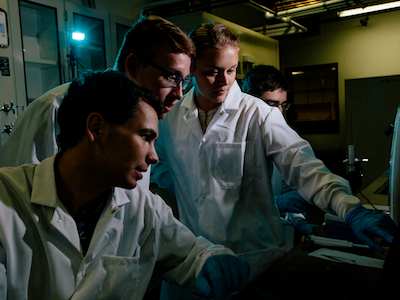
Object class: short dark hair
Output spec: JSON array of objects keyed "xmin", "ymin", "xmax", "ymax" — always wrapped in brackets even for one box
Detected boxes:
[
  {"xmin": 114, "ymin": 15, "xmax": 195, "ymax": 72},
  {"xmin": 242, "ymin": 65, "xmax": 290, "ymax": 97},
  {"xmin": 189, "ymin": 22, "xmax": 239, "ymax": 60},
  {"xmin": 57, "ymin": 69, "xmax": 163, "ymax": 150}
]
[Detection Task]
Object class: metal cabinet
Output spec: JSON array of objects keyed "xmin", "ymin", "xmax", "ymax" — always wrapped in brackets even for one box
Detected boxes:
[
  {"xmin": 0, "ymin": 0, "xmax": 134, "ymax": 149},
  {"xmin": 7, "ymin": 0, "xmax": 134, "ymax": 111}
]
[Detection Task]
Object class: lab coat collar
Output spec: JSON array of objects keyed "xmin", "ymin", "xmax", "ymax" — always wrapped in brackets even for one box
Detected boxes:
[
  {"xmin": 30, "ymin": 154, "xmax": 130, "ymax": 210},
  {"xmin": 31, "ymin": 154, "xmax": 59, "ymax": 208},
  {"xmin": 221, "ymin": 80, "xmax": 242, "ymax": 112},
  {"xmin": 111, "ymin": 188, "xmax": 130, "ymax": 210},
  {"xmin": 180, "ymin": 88, "xmax": 203, "ymax": 142},
  {"xmin": 179, "ymin": 82, "xmax": 242, "ymax": 139},
  {"xmin": 47, "ymin": 83, "xmax": 70, "ymax": 108},
  {"xmin": 180, "ymin": 87, "xmax": 198, "ymax": 115}
]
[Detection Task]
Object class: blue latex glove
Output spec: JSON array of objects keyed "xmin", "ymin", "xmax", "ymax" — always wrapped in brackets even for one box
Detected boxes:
[
  {"xmin": 275, "ymin": 191, "xmax": 310, "ymax": 213},
  {"xmin": 295, "ymin": 218, "xmax": 319, "ymax": 235},
  {"xmin": 284, "ymin": 212, "xmax": 318, "ymax": 235},
  {"xmin": 345, "ymin": 206, "xmax": 397, "ymax": 253},
  {"xmin": 196, "ymin": 254, "xmax": 250, "ymax": 299}
]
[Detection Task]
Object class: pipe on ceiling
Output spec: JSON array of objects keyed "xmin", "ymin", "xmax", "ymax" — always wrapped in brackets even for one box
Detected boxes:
[
  {"xmin": 138, "ymin": 0, "xmax": 310, "ymax": 36},
  {"xmin": 265, "ymin": 0, "xmax": 355, "ymax": 19}
]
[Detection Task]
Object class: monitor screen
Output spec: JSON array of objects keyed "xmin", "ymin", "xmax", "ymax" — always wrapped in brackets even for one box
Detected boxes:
[{"xmin": 389, "ymin": 106, "xmax": 400, "ymax": 226}]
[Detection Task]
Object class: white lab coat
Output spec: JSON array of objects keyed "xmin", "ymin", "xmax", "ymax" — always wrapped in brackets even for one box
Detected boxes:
[
  {"xmin": 0, "ymin": 83, "xmax": 150, "ymax": 187},
  {"xmin": 152, "ymin": 81, "xmax": 361, "ymax": 281},
  {"xmin": 0, "ymin": 83, "xmax": 68, "ymax": 166},
  {"xmin": 0, "ymin": 154, "xmax": 233, "ymax": 300}
]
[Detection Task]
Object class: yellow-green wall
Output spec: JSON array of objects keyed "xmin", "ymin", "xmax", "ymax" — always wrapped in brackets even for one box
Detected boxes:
[{"xmin": 279, "ymin": 9, "xmax": 400, "ymax": 153}]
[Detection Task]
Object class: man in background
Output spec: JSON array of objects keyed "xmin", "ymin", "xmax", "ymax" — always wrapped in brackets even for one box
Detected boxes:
[{"xmin": 242, "ymin": 64, "xmax": 317, "ymax": 239}]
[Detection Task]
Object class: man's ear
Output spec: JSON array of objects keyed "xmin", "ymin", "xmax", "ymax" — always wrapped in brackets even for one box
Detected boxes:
[
  {"xmin": 86, "ymin": 112, "xmax": 104, "ymax": 143},
  {"xmin": 125, "ymin": 53, "xmax": 139, "ymax": 81}
]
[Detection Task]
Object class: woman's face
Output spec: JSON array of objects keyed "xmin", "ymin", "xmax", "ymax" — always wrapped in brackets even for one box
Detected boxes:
[{"xmin": 191, "ymin": 44, "xmax": 238, "ymax": 111}]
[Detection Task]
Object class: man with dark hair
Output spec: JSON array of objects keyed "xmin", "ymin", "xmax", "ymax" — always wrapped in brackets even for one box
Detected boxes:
[
  {"xmin": 242, "ymin": 65, "xmax": 317, "ymax": 238},
  {"xmin": 57, "ymin": 69, "xmax": 163, "ymax": 151},
  {"xmin": 0, "ymin": 69, "xmax": 249, "ymax": 300},
  {"xmin": 242, "ymin": 64, "xmax": 291, "ymax": 113},
  {"xmin": 0, "ymin": 15, "xmax": 193, "ymax": 183}
]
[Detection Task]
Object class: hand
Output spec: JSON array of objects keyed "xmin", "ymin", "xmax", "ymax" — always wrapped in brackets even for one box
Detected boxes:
[
  {"xmin": 284, "ymin": 212, "xmax": 318, "ymax": 235},
  {"xmin": 196, "ymin": 254, "xmax": 250, "ymax": 300},
  {"xmin": 275, "ymin": 191, "xmax": 310, "ymax": 213},
  {"xmin": 295, "ymin": 218, "xmax": 319, "ymax": 235},
  {"xmin": 345, "ymin": 206, "xmax": 397, "ymax": 253}
]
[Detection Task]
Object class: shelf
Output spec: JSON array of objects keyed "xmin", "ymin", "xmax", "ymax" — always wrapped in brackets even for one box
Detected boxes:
[
  {"xmin": 25, "ymin": 59, "xmax": 58, "ymax": 69},
  {"xmin": 294, "ymin": 101, "xmax": 335, "ymax": 105},
  {"xmin": 286, "ymin": 63, "xmax": 339, "ymax": 134},
  {"xmin": 292, "ymin": 87, "xmax": 336, "ymax": 92},
  {"xmin": 78, "ymin": 44, "xmax": 103, "ymax": 52},
  {"xmin": 295, "ymin": 118, "xmax": 337, "ymax": 122},
  {"xmin": 292, "ymin": 119, "xmax": 340, "ymax": 134}
]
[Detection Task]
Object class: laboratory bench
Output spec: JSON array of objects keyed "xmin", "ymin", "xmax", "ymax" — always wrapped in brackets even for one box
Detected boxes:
[{"xmin": 232, "ymin": 237, "xmax": 388, "ymax": 300}]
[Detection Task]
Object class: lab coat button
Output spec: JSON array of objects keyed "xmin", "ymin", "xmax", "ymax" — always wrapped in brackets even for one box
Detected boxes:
[{"xmin": 56, "ymin": 217, "xmax": 62, "ymax": 223}]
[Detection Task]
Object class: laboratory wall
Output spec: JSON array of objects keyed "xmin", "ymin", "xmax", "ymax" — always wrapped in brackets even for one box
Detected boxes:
[
  {"xmin": 65, "ymin": 0, "xmax": 147, "ymax": 20},
  {"xmin": 168, "ymin": 11, "xmax": 279, "ymax": 79},
  {"xmin": 345, "ymin": 75, "xmax": 400, "ymax": 189},
  {"xmin": 278, "ymin": 9, "xmax": 400, "ymax": 156}
]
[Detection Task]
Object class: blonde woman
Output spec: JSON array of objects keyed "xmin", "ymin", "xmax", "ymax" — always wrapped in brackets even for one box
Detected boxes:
[{"xmin": 153, "ymin": 22, "xmax": 396, "ymax": 299}]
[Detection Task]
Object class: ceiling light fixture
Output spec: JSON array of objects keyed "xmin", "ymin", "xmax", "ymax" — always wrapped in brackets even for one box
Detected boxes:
[{"xmin": 338, "ymin": 0, "xmax": 400, "ymax": 17}]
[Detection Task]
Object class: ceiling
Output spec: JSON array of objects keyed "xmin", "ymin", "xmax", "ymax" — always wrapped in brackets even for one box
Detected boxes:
[{"xmin": 139, "ymin": 0, "xmax": 399, "ymax": 37}]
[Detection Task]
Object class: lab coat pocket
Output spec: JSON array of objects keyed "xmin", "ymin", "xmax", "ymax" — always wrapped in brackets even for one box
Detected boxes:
[
  {"xmin": 97, "ymin": 247, "xmax": 141, "ymax": 300},
  {"xmin": 213, "ymin": 142, "xmax": 254, "ymax": 189}
]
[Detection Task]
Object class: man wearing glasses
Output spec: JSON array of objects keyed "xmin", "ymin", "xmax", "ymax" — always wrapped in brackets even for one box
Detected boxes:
[
  {"xmin": 113, "ymin": 16, "xmax": 193, "ymax": 119},
  {"xmin": 0, "ymin": 15, "xmax": 193, "ymax": 180},
  {"xmin": 241, "ymin": 65, "xmax": 325, "ymax": 240},
  {"xmin": 241, "ymin": 64, "xmax": 291, "ymax": 114}
]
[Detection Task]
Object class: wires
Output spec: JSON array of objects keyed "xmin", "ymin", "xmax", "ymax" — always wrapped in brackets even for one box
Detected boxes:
[{"xmin": 357, "ymin": 189, "xmax": 378, "ymax": 211}]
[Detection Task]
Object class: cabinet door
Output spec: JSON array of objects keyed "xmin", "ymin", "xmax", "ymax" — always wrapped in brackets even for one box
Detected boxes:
[
  {"xmin": 65, "ymin": 2, "xmax": 112, "ymax": 76},
  {"xmin": 10, "ymin": 0, "xmax": 124, "ymax": 110},
  {"xmin": 19, "ymin": 0, "xmax": 64, "ymax": 104},
  {"xmin": 110, "ymin": 13, "xmax": 135, "ymax": 68}
]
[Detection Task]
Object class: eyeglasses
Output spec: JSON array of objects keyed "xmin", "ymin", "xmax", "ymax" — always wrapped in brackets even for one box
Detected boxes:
[
  {"xmin": 140, "ymin": 57, "xmax": 191, "ymax": 90},
  {"xmin": 263, "ymin": 100, "xmax": 291, "ymax": 111}
]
